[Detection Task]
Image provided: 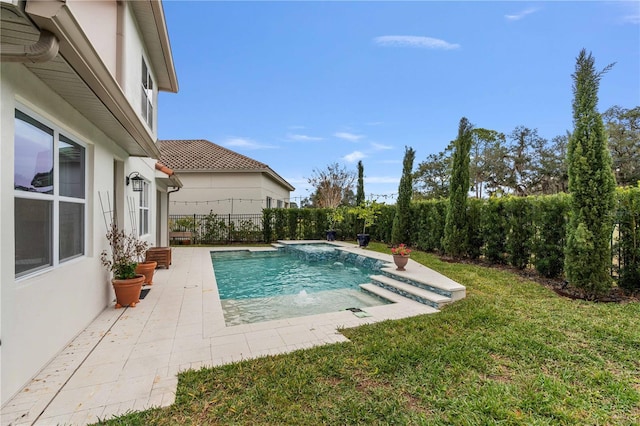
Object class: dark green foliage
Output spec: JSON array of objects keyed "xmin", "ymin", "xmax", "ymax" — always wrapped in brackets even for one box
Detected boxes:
[
  {"xmin": 414, "ymin": 199, "xmax": 448, "ymax": 253},
  {"xmin": 262, "ymin": 209, "xmax": 274, "ymax": 243},
  {"xmin": 274, "ymin": 209, "xmax": 288, "ymax": 240},
  {"xmin": 565, "ymin": 49, "xmax": 616, "ymax": 295},
  {"xmin": 533, "ymin": 194, "xmax": 569, "ymax": 278},
  {"xmin": 467, "ymin": 198, "xmax": 484, "ymax": 259},
  {"xmin": 370, "ymin": 205, "xmax": 395, "ymax": 243},
  {"xmin": 482, "ymin": 197, "xmax": 508, "ymax": 264},
  {"xmin": 505, "ymin": 196, "xmax": 534, "ymax": 269},
  {"xmin": 314, "ymin": 209, "xmax": 329, "ymax": 237},
  {"xmin": 356, "ymin": 160, "xmax": 365, "ymax": 206},
  {"xmin": 444, "ymin": 117, "xmax": 473, "ymax": 258},
  {"xmin": 391, "ymin": 146, "xmax": 416, "ymax": 245},
  {"xmin": 287, "ymin": 209, "xmax": 298, "ymax": 240},
  {"xmin": 617, "ymin": 185, "xmax": 640, "ymax": 291}
]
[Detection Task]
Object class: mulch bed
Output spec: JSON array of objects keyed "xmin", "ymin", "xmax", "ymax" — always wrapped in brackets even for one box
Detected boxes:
[{"xmin": 439, "ymin": 256, "xmax": 639, "ymax": 304}]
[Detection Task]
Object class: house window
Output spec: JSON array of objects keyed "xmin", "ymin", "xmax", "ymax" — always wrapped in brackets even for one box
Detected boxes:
[
  {"xmin": 139, "ymin": 180, "xmax": 150, "ymax": 236},
  {"xmin": 266, "ymin": 197, "xmax": 272, "ymax": 209},
  {"xmin": 277, "ymin": 200, "xmax": 283, "ymax": 208},
  {"xmin": 14, "ymin": 109, "xmax": 86, "ymax": 278},
  {"xmin": 141, "ymin": 58, "xmax": 154, "ymax": 129}
]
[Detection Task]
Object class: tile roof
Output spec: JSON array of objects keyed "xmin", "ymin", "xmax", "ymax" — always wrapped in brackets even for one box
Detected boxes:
[{"xmin": 157, "ymin": 139, "xmax": 294, "ymax": 190}]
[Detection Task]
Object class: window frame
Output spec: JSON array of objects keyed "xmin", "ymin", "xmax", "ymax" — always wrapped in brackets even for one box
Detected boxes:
[
  {"xmin": 141, "ymin": 57, "xmax": 154, "ymax": 129},
  {"xmin": 139, "ymin": 179, "xmax": 150, "ymax": 237},
  {"xmin": 14, "ymin": 106, "xmax": 87, "ymax": 279}
]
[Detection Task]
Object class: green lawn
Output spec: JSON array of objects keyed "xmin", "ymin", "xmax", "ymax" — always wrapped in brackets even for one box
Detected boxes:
[{"xmin": 97, "ymin": 243, "xmax": 640, "ymax": 425}]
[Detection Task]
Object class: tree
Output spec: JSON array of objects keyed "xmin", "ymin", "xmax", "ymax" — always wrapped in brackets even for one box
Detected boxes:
[
  {"xmin": 565, "ymin": 49, "xmax": 616, "ymax": 296},
  {"xmin": 603, "ymin": 105, "xmax": 640, "ymax": 186},
  {"xmin": 356, "ymin": 160, "xmax": 365, "ymax": 206},
  {"xmin": 443, "ymin": 117, "xmax": 473, "ymax": 258},
  {"xmin": 536, "ymin": 133, "xmax": 569, "ymax": 194},
  {"xmin": 505, "ymin": 126, "xmax": 547, "ymax": 196},
  {"xmin": 414, "ymin": 143, "xmax": 453, "ymax": 199},
  {"xmin": 391, "ymin": 146, "xmax": 416, "ymax": 244},
  {"xmin": 470, "ymin": 128, "xmax": 507, "ymax": 198},
  {"xmin": 306, "ymin": 163, "xmax": 356, "ymax": 208}
]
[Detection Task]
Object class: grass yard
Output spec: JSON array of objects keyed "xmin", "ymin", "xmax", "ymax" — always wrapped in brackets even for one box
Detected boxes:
[{"xmin": 96, "ymin": 243, "xmax": 640, "ymax": 425}]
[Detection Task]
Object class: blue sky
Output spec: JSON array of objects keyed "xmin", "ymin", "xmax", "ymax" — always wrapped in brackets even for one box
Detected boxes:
[{"xmin": 159, "ymin": 1, "xmax": 640, "ymax": 204}]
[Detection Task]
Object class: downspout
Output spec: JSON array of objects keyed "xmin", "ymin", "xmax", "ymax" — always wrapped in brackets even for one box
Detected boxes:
[{"xmin": 0, "ymin": 29, "xmax": 59, "ymax": 63}]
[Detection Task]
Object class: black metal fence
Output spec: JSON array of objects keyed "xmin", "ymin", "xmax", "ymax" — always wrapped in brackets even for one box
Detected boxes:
[{"xmin": 169, "ymin": 213, "xmax": 263, "ymax": 244}]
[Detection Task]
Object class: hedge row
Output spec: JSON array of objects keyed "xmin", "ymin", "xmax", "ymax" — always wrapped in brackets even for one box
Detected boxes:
[{"xmin": 262, "ymin": 186, "xmax": 640, "ymax": 290}]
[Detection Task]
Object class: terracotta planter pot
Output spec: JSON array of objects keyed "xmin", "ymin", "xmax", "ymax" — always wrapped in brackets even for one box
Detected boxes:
[
  {"xmin": 112, "ymin": 275, "xmax": 145, "ymax": 308},
  {"xmin": 393, "ymin": 255, "xmax": 409, "ymax": 271},
  {"xmin": 135, "ymin": 260, "xmax": 157, "ymax": 285}
]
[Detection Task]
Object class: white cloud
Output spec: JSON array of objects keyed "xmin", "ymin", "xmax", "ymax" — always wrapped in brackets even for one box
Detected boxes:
[
  {"xmin": 223, "ymin": 137, "xmax": 276, "ymax": 150},
  {"xmin": 287, "ymin": 133, "xmax": 323, "ymax": 142},
  {"xmin": 371, "ymin": 142, "xmax": 393, "ymax": 151},
  {"xmin": 374, "ymin": 35, "xmax": 460, "ymax": 50},
  {"xmin": 342, "ymin": 151, "xmax": 366, "ymax": 163},
  {"xmin": 334, "ymin": 132, "xmax": 364, "ymax": 141},
  {"xmin": 505, "ymin": 8, "xmax": 539, "ymax": 21},
  {"xmin": 623, "ymin": 14, "xmax": 640, "ymax": 24}
]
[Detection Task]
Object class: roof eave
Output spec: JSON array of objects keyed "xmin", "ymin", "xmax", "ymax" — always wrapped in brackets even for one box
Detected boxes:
[
  {"xmin": 130, "ymin": 0, "xmax": 178, "ymax": 93},
  {"xmin": 24, "ymin": 0, "xmax": 162, "ymax": 158}
]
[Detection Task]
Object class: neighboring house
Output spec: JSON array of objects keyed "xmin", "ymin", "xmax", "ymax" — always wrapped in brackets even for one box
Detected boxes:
[
  {"xmin": 0, "ymin": 0, "xmax": 179, "ymax": 404},
  {"xmin": 159, "ymin": 139, "xmax": 295, "ymax": 215}
]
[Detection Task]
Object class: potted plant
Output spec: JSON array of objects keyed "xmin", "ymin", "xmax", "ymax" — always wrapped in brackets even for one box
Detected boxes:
[
  {"xmin": 391, "ymin": 243, "xmax": 412, "ymax": 271},
  {"xmin": 326, "ymin": 207, "xmax": 345, "ymax": 241},
  {"xmin": 135, "ymin": 254, "xmax": 157, "ymax": 285},
  {"xmin": 100, "ymin": 223, "xmax": 148, "ymax": 308},
  {"xmin": 349, "ymin": 200, "xmax": 382, "ymax": 247}
]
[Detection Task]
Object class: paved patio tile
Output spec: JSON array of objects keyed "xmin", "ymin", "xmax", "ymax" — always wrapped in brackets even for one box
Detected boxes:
[{"xmin": 1, "ymin": 244, "xmax": 451, "ymax": 425}]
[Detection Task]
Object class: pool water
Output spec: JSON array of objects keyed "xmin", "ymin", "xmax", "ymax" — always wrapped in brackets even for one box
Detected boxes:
[{"xmin": 211, "ymin": 245, "xmax": 389, "ymax": 325}]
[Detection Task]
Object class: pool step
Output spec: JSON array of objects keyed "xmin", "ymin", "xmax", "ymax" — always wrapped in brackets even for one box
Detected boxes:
[{"xmin": 367, "ymin": 275, "xmax": 452, "ymax": 309}]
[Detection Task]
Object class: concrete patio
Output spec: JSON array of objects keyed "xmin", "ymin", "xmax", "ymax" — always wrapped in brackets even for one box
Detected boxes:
[{"xmin": 2, "ymin": 243, "xmax": 448, "ymax": 426}]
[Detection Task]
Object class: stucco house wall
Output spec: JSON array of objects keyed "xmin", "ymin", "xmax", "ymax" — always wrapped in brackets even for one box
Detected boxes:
[
  {"xmin": 169, "ymin": 172, "xmax": 292, "ymax": 215},
  {"xmin": 0, "ymin": 0, "xmax": 178, "ymax": 404},
  {"xmin": 159, "ymin": 139, "xmax": 294, "ymax": 217}
]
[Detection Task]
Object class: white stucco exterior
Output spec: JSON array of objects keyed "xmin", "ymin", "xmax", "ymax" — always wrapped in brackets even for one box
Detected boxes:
[
  {"xmin": 169, "ymin": 172, "xmax": 292, "ymax": 215},
  {"xmin": 0, "ymin": 0, "xmax": 178, "ymax": 405}
]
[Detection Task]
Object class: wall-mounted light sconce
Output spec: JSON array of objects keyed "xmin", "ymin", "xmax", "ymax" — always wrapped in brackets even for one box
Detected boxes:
[{"xmin": 126, "ymin": 171, "xmax": 144, "ymax": 192}]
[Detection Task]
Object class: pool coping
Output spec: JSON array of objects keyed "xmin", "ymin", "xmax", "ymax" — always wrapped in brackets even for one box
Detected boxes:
[{"xmin": 2, "ymin": 242, "xmax": 456, "ymax": 425}]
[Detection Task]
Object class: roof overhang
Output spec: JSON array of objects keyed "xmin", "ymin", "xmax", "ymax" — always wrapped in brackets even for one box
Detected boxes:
[
  {"xmin": 130, "ymin": 0, "xmax": 178, "ymax": 93},
  {"xmin": 1, "ymin": 1, "xmax": 178, "ymax": 158},
  {"xmin": 155, "ymin": 162, "xmax": 182, "ymax": 188}
]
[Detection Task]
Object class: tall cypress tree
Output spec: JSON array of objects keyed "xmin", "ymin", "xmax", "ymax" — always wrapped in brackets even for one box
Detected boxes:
[
  {"xmin": 565, "ymin": 49, "xmax": 616, "ymax": 296},
  {"xmin": 356, "ymin": 160, "xmax": 365, "ymax": 206},
  {"xmin": 391, "ymin": 146, "xmax": 416, "ymax": 244},
  {"xmin": 443, "ymin": 117, "xmax": 473, "ymax": 258}
]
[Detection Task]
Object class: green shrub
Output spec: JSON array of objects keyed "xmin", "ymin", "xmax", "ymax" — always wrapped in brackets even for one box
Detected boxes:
[
  {"xmin": 262, "ymin": 209, "xmax": 274, "ymax": 243},
  {"xmin": 483, "ymin": 197, "xmax": 507, "ymax": 264},
  {"xmin": 287, "ymin": 209, "xmax": 298, "ymax": 240},
  {"xmin": 533, "ymin": 194, "xmax": 569, "ymax": 278},
  {"xmin": 617, "ymin": 185, "xmax": 640, "ymax": 291},
  {"xmin": 505, "ymin": 196, "xmax": 534, "ymax": 269},
  {"xmin": 467, "ymin": 198, "xmax": 484, "ymax": 259},
  {"xmin": 274, "ymin": 209, "xmax": 287, "ymax": 240}
]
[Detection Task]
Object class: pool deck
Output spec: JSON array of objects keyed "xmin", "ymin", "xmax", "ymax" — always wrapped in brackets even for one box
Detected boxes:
[{"xmin": 2, "ymin": 242, "xmax": 446, "ymax": 426}]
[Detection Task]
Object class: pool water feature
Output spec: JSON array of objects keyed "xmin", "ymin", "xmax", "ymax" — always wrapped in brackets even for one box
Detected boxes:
[{"xmin": 211, "ymin": 244, "xmax": 390, "ymax": 325}]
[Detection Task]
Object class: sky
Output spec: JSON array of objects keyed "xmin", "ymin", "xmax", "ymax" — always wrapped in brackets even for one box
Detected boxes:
[{"xmin": 158, "ymin": 1, "xmax": 640, "ymax": 205}]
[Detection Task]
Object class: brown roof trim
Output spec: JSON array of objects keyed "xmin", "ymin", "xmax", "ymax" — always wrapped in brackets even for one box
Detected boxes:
[{"xmin": 155, "ymin": 161, "xmax": 174, "ymax": 176}]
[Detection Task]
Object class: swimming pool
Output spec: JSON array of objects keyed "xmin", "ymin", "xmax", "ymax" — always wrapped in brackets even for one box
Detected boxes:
[{"xmin": 211, "ymin": 244, "xmax": 390, "ymax": 325}]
